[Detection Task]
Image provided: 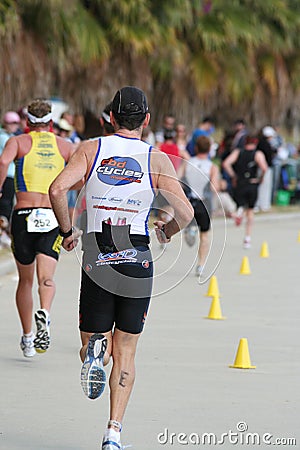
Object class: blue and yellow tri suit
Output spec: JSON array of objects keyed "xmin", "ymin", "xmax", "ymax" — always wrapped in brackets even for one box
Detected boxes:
[
  {"xmin": 11, "ymin": 131, "xmax": 65, "ymax": 264},
  {"xmin": 14, "ymin": 131, "xmax": 65, "ymax": 194}
]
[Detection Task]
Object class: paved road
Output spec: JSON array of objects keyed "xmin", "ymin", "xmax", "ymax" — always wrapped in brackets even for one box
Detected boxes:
[{"xmin": 0, "ymin": 212, "xmax": 299, "ymax": 449}]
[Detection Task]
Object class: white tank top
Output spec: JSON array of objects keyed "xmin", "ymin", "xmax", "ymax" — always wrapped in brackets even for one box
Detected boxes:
[
  {"xmin": 85, "ymin": 134, "xmax": 155, "ymax": 236},
  {"xmin": 185, "ymin": 157, "xmax": 212, "ymax": 199}
]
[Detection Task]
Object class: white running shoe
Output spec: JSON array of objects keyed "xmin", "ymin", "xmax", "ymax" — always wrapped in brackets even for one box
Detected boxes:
[
  {"xmin": 102, "ymin": 428, "xmax": 122, "ymax": 450},
  {"xmin": 243, "ymin": 237, "xmax": 251, "ymax": 249},
  {"xmin": 184, "ymin": 226, "xmax": 197, "ymax": 247},
  {"xmin": 33, "ymin": 309, "xmax": 50, "ymax": 353},
  {"xmin": 81, "ymin": 333, "xmax": 107, "ymax": 400},
  {"xmin": 20, "ymin": 333, "xmax": 36, "ymax": 358}
]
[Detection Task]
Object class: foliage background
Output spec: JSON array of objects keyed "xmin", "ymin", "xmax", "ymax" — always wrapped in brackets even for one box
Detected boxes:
[{"xmin": 1, "ymin": 0, "xmax": 300, "ymax": 132}]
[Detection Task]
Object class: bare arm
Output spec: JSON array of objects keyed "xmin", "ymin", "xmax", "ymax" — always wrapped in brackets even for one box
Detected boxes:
[
  {"xmin": 151, "ymin": 149, "xmax": 194, "ymax": 241},
  {"xmin": 222, "ymin": 149, "xmax": 240, "ymax": 179},
  {"xmin": 210, "ymin": 163, "xmax": 220, "ymax": 192},
  {"xmin": 0, "ymin": 136, "xmax": 18, "ymax": 196},
  {"xmin": 49, "ymin": 140, "xmax": 93, "ymax": 249}
]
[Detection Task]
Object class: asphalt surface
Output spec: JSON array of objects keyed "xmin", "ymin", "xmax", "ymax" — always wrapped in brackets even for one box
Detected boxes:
[{"xmin": 0, "ymin": 211, "xmax": 299, "ymax": 449}]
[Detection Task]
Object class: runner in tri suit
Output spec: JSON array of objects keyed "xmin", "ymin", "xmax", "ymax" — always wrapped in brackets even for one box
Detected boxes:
[
  {"xmin": 222, "ymin": 135, "xmax": 268, "ymax": 248},
  {"xmin": 0, "ymin": 99, "xmax": 74, "ymax": 357},
  {"xmin": 49, "ymin": 86, "xmax": 193, "ymax": 450}
]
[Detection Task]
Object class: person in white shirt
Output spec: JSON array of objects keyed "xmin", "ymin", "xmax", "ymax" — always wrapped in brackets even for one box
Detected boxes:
[{"xmin": 49, "ymin": 86, "xmax": 193, "ymax": 450}]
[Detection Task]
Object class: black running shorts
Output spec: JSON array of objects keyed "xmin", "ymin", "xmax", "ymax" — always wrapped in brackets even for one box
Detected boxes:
[
  {"xmin": 234, "ymin": 183, "xmax": 259, "ymax": 209},
  {"xmin": 11, "ymin": 208, "xmax": 62, "ymax": 265},
  {"xmin": 79, "ymin": 235, "xmax": 153, "ymax": 335},
  {"xmin": 190, "ymin": 198, "xmax": 211, "ymax": 232}
]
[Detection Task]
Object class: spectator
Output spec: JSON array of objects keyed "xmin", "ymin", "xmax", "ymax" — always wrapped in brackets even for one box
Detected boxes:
[
  {"xmin": 256, "ymin": 126, "xmax": 276, "ymax": 211},
  {"xmin": 0, "ymin": 111, "xmax": 21, "ymax": 224},
  {"xmin": 155, "ymin": 113, "xmax": 176, "ymax": 148},
  {"xmin": 99, "ymin": 102, "xmax": 115, "ymax": 137},
  {"xmin": 231, "ymin": 118, "xmax": 248, "ymax": 150},
  {"xmin": 186, "ymin": 116, "xmax": 215, "ymax": 157}
]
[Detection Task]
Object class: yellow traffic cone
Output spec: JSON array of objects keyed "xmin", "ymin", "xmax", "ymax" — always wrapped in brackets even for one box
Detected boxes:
[
  {"xmin": 297, "ymin": 231, "xmax": 300, "ymax": 243},
  {"xmin": 229, "ymin": 338, "xmax": 256, "ymax": 369},
  {"xmin": 260, "ymin": 241, "xmax": 269, "ymax": 258},
  {"xmin": 205, "ymin": 295, "xmax": 225, "ymax": 320},
  {"xmin": 240, "ymin": 256, "xmax": 251, "ymax": 275},
  {"xmin": 205, "ymin": 275, "xmax": 220, "ymax": 297}
]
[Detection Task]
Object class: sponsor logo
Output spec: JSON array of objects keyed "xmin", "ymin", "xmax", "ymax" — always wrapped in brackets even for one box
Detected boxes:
[
  {"xmin": 85, "ymin": 264, "xmax": 93, "ymax": 272},
  {"xmin": 18, "ymin": 209, "xmax": 33, "ymax": 215},
  {"xmin": 92, "ymin": 195, "xmax": 107, "ymax": 200},
  {"xmin": 97, "ymin": 156, "xmax": 144, "ymax": 186},
  {"xmin": 35, "ymin": 209, "xmax": 48, "ymax": 217},
  {"xmin": 96, "ymin": 248, "xmax": 138, "ymax": 266},
  {"xmin": 108, "ymin": 197, "xmax": 123, "ymax": 203},
  {"xmin": 36, "ymin": 151, "xmax": 56, "ymax": 158},
  {"xmin": 93, "ymin": 205, "xmax": 139, "ymax": 213},
  {"xmin": 142, "ymin": 259, "xmax": 150, "ymax": 269},
  {"xmin": 127, "ymin": 198, "xmax": 142, "ymax": 206}
]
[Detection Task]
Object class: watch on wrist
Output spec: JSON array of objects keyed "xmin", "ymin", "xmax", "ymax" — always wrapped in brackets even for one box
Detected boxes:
[
  {"xmin": 59, "ymin": 226, "xmax": 74, "ymax": 238},
  {"xmin": 161, "ymin": 224, "xmax": 171, "ymax": 241}
]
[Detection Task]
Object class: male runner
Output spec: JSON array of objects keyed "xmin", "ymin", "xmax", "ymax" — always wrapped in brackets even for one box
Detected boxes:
[
  {"xmin": 223, "ymin": 135, "xmax": 268, "ymax": 248},
  {"xmin": 183, "ymin": 135, "xmax": 220, "ymax": 276},
  {"xmin": 0, "ymin": 99, "xmax": 74, "ymax": 357},
  {"xmin": 49, "ymin": 86, "xmax": 193, "ymax": 450}
]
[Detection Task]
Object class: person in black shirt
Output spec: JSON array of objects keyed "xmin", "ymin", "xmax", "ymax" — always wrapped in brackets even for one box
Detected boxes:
[{"xmin": 222, "ymin": 135, "xmax": 268, "ymax": 248}]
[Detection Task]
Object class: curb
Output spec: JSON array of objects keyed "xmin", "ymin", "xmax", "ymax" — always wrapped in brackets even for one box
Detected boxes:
[{"xmin": 0, "ymin": 256, "xmax": 15, "ymax": 277}]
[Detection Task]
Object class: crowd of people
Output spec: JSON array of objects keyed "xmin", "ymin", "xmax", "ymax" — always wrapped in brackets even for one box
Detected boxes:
[
  {"xmin": 0, "ymin": 90, "xmax": 300, "ymax": 449},
  {"xmin": 1, "ymin": 101, "xmax": 300, "ymax": 276}
]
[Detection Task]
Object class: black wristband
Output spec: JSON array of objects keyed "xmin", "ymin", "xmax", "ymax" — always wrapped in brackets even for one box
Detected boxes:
[
  {"xmin": 59, "ymin": 226, "xmax": 74, "ymax": 238},
  {"xmin": 161, "ymin": 224, "xmax": 171, "ymax": 241}
]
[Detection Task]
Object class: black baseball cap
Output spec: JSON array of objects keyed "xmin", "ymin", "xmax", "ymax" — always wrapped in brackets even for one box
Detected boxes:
[{"xmin": 111, "ymin": 86, "xmax": 148, "ymax": 116}]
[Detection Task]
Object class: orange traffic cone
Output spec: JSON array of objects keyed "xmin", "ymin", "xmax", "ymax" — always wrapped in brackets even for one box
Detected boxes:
[
  {"xmin": 205, "ymin": 295, "xmax": 225, "ymax": 320},
  {"xmin": 229, "ymin": 338, "xmax": 256, "ymax": 369},
  {"xmin": 240, "ymin": 256, "xmax": 251, "ymax": 275},
  {"xmin": 205, "ymin": 275, "xmax": 220, "ymax": 297},
  {"xmin": 260, "ymin": 241, "xmax": 269, "ymax": 258}
]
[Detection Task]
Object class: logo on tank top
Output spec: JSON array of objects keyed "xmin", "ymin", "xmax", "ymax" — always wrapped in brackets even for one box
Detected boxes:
[{"xmin": 96, "ymin": 156, "xmax": 144, "ymax": 185}]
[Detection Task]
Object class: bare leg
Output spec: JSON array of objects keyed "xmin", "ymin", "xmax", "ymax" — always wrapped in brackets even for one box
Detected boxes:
[
  {"xmin": 198, "ymin": 230, "xmax": 210, "ymax": 267},
  {"xmin": 245, "ymin": 208, "xmax": 254, "ymax": 238},
  {"xmin": 109, "ymin": 329, "xmax": 140, "ymax": 425},
  {"xmin": 35, "ymin": 254, "xmax": 57, "ymax": 312},
  {"xmin": 15, "ymin": 261, "xmax": 35, "ymax": 334}
]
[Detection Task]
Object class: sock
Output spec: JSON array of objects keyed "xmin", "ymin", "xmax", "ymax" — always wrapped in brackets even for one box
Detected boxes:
[{"xmin": 24, "ymin": 332, "xmax": 34, "ymax": 340}]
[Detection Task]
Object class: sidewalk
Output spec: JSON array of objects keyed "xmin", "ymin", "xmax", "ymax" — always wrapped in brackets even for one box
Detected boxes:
[
  {"xmin": 0, "ymin": 249, "xmax": 15, "ymax": 277},
  {"xmin": 0, "ymin": 209, "xmax": 299, "ymax": 449}
]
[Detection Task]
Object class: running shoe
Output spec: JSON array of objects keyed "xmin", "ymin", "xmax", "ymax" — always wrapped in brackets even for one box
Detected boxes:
[
  {"xmin": 33, "ymin": 309, "xmax": 50, "ymax": 353},
  {"xmin": 235, "ymin": 207, "xmax": 244, "ymax": 226},
  {"xmin": 184, "ymin": 226, "xmax": 197, "ymax": 247},
  {"xmin": 102, "ymin": 428, "xmax": 123, "ymax": 450},
  {"xmin": 243, "ymin": 237, "xmax": 251, "ymax": 249},
  {"xmin": 20, "ymin": 333, "xmax": 36, "ymax": 358},
  {"xmin": 195, "ymin": 265, "xmax": 204, "ymax": 277},
  {"xmin": 81, "ymin": 333, "xmax": 107, "ymax": 400},
  {"xmin": 102, "ymin": 440, "xmax": 123, "ymax": 449}
]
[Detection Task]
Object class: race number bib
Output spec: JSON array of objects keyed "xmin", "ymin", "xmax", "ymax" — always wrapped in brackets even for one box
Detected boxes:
[{"xmin": 27, "ymin": 208, "xmax": 58, "ymax": 233}]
